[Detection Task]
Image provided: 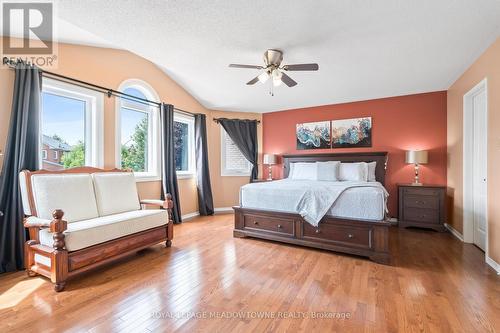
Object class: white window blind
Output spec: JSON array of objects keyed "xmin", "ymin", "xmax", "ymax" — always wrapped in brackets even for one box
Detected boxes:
[{"xmin": 221, "ymin": 129, "xmax": 251, "ymax": 176}]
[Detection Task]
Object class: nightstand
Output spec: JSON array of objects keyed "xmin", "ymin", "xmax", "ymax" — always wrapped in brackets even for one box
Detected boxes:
[{"xmin": 398, "ymin": 184, "xmax": 447, "ymax": 232}]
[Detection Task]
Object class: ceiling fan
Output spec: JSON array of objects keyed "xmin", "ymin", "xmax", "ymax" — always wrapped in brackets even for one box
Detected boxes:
[{"xmin": 229, "ymin": 49, "xmax": 319, "ymax": 94}]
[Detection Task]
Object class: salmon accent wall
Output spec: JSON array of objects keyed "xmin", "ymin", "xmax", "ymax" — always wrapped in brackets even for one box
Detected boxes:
[{"xmin": 262, "ymin": 92, "xmax": 448, "ymax": 216}]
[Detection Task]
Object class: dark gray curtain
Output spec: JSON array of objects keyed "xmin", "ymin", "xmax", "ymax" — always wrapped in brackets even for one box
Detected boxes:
[
  {"xmin": 0, "ymin": 62, "xmax": 42, "ymax": 273},
  {"xmin": 194, "ymin": 114, "xmax": 214, "ymax": 215},
  {"xmin": 160, "ymin": 103, "xmax": 182, "ymax": 223},
  {"xmin": 218, "ymin": 118, "xmax": 259, "ymax": 181}
]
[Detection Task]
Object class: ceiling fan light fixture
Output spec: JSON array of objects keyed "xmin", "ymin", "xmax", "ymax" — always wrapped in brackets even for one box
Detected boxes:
[
  {"xmin": 229, "ymin": 49, "xmax": 318, "ymax": 91},
  {"xmin": 272, "ymin": 69, "xmax": 282, "ymax": 79},
  {"xmin": 258, "ymin": 71, "xmax": 270, "ymax": 83}
]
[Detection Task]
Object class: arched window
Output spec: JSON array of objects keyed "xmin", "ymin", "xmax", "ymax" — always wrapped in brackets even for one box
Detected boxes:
[{"xmin": 116, "ymin": 80, "xmax": 160, "ymax": 180}]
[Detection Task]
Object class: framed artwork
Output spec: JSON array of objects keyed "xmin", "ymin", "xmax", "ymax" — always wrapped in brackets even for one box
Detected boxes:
[
  {"xmin": 331, "ymin": 117, "xmax": 372, "ymax": 148},
  {"xmin": 296, "ymin": 121, "xmax": 331, "ymax": 150}
]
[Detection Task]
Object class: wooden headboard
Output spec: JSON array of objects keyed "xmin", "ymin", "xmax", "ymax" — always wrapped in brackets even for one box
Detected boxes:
[{"xmin": 282, "ymin": 152, "xmax": 389, "ymax": 185}]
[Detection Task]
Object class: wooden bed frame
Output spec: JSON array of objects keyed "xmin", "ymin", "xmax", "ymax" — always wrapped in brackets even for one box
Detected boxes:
[
  {"xmin": 21, "ymin": 167, "xmax": 174, "ymax": 291},
  {"xmin": 233, "ymin": 152, "xmax": 391, "ymax": 264}
]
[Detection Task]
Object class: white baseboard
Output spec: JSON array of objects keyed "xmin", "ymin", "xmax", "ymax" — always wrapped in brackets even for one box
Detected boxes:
[
  {"xmin": 444, "ymin": 223, "xmax": 464, "ymax": 242},
  {"xmin": 182, "ymin": 211, "xmax": 200, "ymax": 221},
  {"xmin": 442, "ymin": 224, "xmax": 498, "ymax": 274},
  {"xmin": 486, "ymin": 256, "xmax": 500, "ymax": 275},
  {"xmin": 214, "ymin": 207, "xmax": 234, "ymax": 214},
  {"xmin": 181, "ymin": 207, "xmax": 233, "ymax": 221}
]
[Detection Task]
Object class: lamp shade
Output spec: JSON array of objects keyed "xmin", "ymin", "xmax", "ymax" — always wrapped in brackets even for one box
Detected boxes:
[
  {"xmin": 263, "ymin": 154, "xmax": 277, "ymax": 165},
  {"xmin": 405, "ymin": 150, "xmax": 428, "ymax": 164}
]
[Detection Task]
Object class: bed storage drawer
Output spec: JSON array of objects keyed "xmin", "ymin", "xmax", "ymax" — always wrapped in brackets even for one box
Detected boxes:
[
  {"xmin": 243, "ymin": 214, "xmax": 295, "ymax": 236},
  {"xmin": 302, "ymin": 223, "xmax": 372, "ymax": 249}
]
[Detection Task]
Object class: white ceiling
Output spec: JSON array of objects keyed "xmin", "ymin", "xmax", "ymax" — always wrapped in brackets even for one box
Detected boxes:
[{"xmin": 50, "ymin": 0, "xmax": 500, "ymax": 113}]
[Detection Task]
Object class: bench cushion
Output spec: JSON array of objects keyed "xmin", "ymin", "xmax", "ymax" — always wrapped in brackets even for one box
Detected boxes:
[
  {"xmin": 31, "ymin": 174, "xmax": 99, "ymax": 222},
  {"xmin": 92, "ymin": 172, "xmax": 141, "ymax": 216},
  {"xmin": 39, "ymin": 209, "xmax": 168, "ymax": 251}
]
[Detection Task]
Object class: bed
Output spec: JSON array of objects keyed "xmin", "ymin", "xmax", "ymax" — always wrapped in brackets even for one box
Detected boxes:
[{"xmin": 233, "ymin": 152, "xmax": 391, "ymax": 264}]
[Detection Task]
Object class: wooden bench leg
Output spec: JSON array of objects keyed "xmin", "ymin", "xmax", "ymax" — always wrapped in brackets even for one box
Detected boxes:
[
  {"xmin": 51, "ymin": 249, "xmax": 68, "ymax": 292},
  {"xmin": 166, "ymin": 220, "xmax": 173, "ymax": 248},
  {"xmin": 25, "ymin": 240, "xmax": 38, "ymax": 277},
  {"xmin": 50, "ymin": 210, "xmax": 68, "ymax": 292}
]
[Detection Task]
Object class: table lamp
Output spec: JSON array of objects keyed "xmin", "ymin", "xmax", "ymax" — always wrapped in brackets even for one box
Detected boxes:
[
  {"xmin": 405, "ymin": 150, "xmax": 428, "ymax": 185},
  {"xmin": 263, "ymin": 154, "xmax": 277, "ymax": 180}
]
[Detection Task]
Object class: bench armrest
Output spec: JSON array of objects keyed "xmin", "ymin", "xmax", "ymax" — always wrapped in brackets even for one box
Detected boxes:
[
  {"xmin": 24, "ymin": 216, "xmax": 52, "ymax": 228},
  {"xmin": 140, "ymin": 199, "xmax": 165, "ymax": 207},
  {"xmin": 24, "ymin": 210, "xmax": 68, "ymax": 233},
  {"xmin": 141, "ymin": 194, "xmax": 174, "ymax": 225},
  {"xmin": 140, "ymin": 196, "xmax": 174, "ymax": 210}
]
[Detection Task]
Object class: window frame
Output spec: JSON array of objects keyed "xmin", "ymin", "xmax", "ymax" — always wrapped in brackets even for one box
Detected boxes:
[
  {"xmin": 115, "ymin": 79, "xmax": 161, "ymax": 182},
  {"xmin": 41, "ymin": 78, "xmax": 104, "ymax": 169},
  {"xmin": 53, "ymin": 151, "xmax": 58, "ymax": 160},
  {"xmin": 220, "ymin": 128, "xmax": 252, "ymax": 177},
  {"xmin": 42, "ymin": 149, "xmax": 47, "ymax": 160},
  {"xmin": 173, "ymin": 112, "xmax": 195, "ymax": 179}
]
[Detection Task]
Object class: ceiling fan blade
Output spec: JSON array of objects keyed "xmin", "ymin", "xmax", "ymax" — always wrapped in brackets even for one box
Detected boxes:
[
  {"xmin": 283, "ymin": 63, "xmax": 319, "ymax": 71},
  {"xmin": 229, "ymin": 64, "xmax": 264, "ymax": 69},
  {"xmin": 281, "ymin": 72, "xmax": 297, "ymax": 87},
  {"xmin": 246, "ymin": 76, "xmax": 260, "ymax": 85}
]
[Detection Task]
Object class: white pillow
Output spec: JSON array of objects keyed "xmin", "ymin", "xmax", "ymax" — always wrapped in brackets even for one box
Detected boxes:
[
  {"xmin": 290, "ymin": 162, "xmax": 317, "ymax": 180},
  {"xmin": 339, "ymin": 162, "xmax": 368, "ymax": 182},
  {"xmin": 367, "ymin": 162, "xmax": 377, "ymax": 182},
  {"xmin": 316, "ymin": 161, "xmax": 340, "ymax": 181}
]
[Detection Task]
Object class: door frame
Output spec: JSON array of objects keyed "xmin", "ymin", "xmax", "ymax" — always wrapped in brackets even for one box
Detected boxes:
[{"xmin": 462, "ymin": 78, "xmax": 488, "ymax": 255}]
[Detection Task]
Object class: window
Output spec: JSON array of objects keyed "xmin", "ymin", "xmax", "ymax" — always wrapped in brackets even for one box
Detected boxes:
[
  {"xmin": 221, "ymin": 128, "xmax": 251, "ymax": 176},
  {"xmin": 116, "ymin": 80, "xmax": 160, "ymax": 181},
  {"xmin": 174, "ymin": 113, "xmax": 195, "ymax": 178},
  {"xmin": 41, "ymin": 78, "xmax": 103, "ymax": 171}
]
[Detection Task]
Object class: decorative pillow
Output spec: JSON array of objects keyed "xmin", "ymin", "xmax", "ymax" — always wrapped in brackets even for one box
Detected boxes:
[
  {"xmin": 290, "ymin": 162, "xmax": 317, "ymax": 180},
  {"xmin": 338, "ymin": 162, "xmax": 368, "ymax": 182},
  {"xmin": 367, "ymin": 162, "xmax": 377, "ymax": 182},
  {"xmin": 316, "ymin": 161, "xmax": 340, "ymax": 181}
]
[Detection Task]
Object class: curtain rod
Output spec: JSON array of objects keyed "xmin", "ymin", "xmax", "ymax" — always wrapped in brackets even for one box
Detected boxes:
[
  {"xmin": 213, "ymin": 117, "xmax": 261, "ymax": 124},
  {"xmin": 2, "ymin": 57, "xmax": 199, "ymax": 116}
]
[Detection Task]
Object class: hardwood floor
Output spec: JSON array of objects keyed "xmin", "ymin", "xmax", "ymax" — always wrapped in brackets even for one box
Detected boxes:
[{"xmin": 1, "ymin": 214, "xmax": 499, "ymax": 333}]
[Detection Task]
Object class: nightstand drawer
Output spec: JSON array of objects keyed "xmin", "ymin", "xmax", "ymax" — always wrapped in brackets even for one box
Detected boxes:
[
  {"xmin": 403, "ymin": 207, "xmax": 439, "ymax": 223},
  {"xmin": 403, "ymin": 187, "xmax": 440, "ymax": 197},
  {"xmin": 403, "ymin": 195, "xmax": 439, "ymax": 209}
]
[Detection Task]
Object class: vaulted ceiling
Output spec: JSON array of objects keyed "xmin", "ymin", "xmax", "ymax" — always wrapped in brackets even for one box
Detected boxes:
[{"xmin": 49, "ymin": 1, "xmax": 500, "ymax": 112}]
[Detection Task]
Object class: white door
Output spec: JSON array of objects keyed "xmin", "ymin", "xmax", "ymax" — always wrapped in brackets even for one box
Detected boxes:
[{"xmin": 471, "ymin": 89, "xmax": 487, "ymax": 251}]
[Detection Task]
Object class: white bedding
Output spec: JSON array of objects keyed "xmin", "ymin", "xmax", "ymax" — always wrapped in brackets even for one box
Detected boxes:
[
  {"xmin": 326, "ymin": 186, "xmax": 386, "ymax": 221},
  {"xmin": 240, "ymin": 179, "xmax": 388, "ymax": 226}
]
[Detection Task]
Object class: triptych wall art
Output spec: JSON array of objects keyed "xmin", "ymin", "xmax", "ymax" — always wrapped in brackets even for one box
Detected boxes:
[{"xmin": 296, "ymin": 117, "xmax": 372, "ymax": 150}]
